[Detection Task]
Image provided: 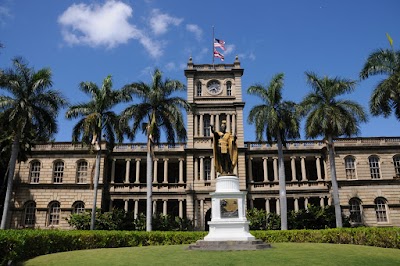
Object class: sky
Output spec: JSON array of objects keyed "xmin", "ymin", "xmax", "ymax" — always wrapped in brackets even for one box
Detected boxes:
[{"xmin": 1, "ymin": 0, "xmax": 400, "ymax": 143}]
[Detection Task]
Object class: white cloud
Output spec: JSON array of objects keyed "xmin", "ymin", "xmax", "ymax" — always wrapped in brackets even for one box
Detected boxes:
[
  {"xmin": 238, "ymin": 51, "xmax": 256, "ymax": 61},
  {"xmin": 58, "ymin": 1, "xmax": 139, "ymax": 48},
  {"xmin": 224, "ymin": 44, "xmax": 235, "ymax": 55},
  {"xmin": 0, "ymin": 5, "xmax": 11, "ymax": 26},
  {"xmin": 149, "ymin": 9, "xmax": 183, "ymax": 35},
  {"xmin": 186, "ymin": 24, "xmax": 202, "ymax": 40},
  {"xmin": 58, "ymin": 1, "xmax": 165, "ymax": 58},
  {"xmin": 165, "ymin": 62, "xmax": 176, "ymax": 71}
]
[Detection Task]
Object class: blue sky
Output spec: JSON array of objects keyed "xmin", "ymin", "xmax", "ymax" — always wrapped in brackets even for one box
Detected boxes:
[{"xmin": 1, "ymin": 0, "xmax": 399, "ymax": 142}]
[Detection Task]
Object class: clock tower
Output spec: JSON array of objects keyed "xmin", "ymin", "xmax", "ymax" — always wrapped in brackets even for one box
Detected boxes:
[{"xmin": 184, "ymin": 56, "xmax": 246, "ymax": 197}]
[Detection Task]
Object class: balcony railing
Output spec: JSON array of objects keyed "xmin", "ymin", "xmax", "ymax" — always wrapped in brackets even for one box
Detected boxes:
[{"xmin": 110, "ymin": 182, "xmax": 186, "ymax": 193}]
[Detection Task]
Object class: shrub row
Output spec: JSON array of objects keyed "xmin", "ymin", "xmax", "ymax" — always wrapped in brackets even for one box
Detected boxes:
[{"xmin": 1, "ymin": 227, "xmax": 399, "ymax": 265}]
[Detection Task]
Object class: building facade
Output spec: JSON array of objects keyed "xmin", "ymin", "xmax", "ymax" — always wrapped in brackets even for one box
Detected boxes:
[{"xmin": 8, "ymin": 58, "xmax": 400, "ymax": 229}]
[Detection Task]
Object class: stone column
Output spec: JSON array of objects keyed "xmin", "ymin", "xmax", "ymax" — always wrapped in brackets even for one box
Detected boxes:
[
  {"xmin": 194, "ymin": 114, "xmax": 198, "ymax": 137},
  {"xmin": 273, "ymin": 157, "xmax": 278, "ymax": 182},
  {"xmin": 179, "ymin": 200, "xmax": 184, "ymax": 218},
  {"xmin": 304, "ymin": 197, "xmax": 309, "ymax": 210},
  {"xmin": 124, "ymin": 199, "xmax": 129, "ymax": 212},
  {"xmin": 111, "ymin": 159, "xmax": 116, "ymax": 183},
  {"xmin": 153, "ymin": 200, "xmax": 157, "ymax": 215},
  {"xmin": 153, "ymin": 159, "xmax": 158, "ymax": 183},
  {"xmin": 216, "ymin": 115, "xmax": 220, "ymax": 131},
  {"xmin": 232, "ymin": 114, "xmax": 236, "ymax": 135},
  {"xmin": 300, "ymin": 156, "xmax": 307, "ymax": 181},
  {"xmin": 291, "ymin": 156, "xmax": 297, "ymax": 181},
  {"xmin": 247, "ymin": 157, "xmax": 253, "ymax": 182},
  {"xmin": 199, "ymin": 156, "xmax": 204, "ymax": 181},
  {"xmin": 328, "ymin": 197, "xmax": 332, "ymax": 206},
  {"xmin": 199, "ymin": 114, "xmax": 204, "ymax": 137},
  {"xmin": 194, "ymin": 199, "xmax": 198, "ymax": 227},
  {"xmin": 125, "ymin": 159, "xmax": 131, "ymax": 183},
  {"xmin": 179, "ymin": 158, "xmax": 184, "ymax": 183},
  {"xmin": 210, "ymin": 114, "xmax": 214, "ymax": 129},
  {"xmin": 324, "ymin": 160, "xmax": 328, "ymax": 180},
  {"xmin": 200, "ymin": 199, "xmax": 204, "ymax": 228},
  {"xmin": 226, "ymin": 114, "xmax": 231, "ymax": 133},
  {"xmin": 135, "ymin": 158, "xmax": 141, "ymax": 183},
  {"xmin": 276, "ymin": 199, "xmax": 280, "ymax": 215},
  {"xmin": 263, "ymin": 157, "xmax": 268, "ymax": 182},
  {"xmin": 194, "ymin": 158, "xmax": 199, "ymax": 180},
  {"xmin": 163, "ymin": 200, "xmax": 167, "ymax": 215},
  {"xmin": 294, "ymin": 198, "xmax": 299, "ymax": 212},
  {"xmin": 265, "ymin": 198, "xmax": 270, "ymax": 214},
  {"xmin": 210, "ymin": 156, "xmax": 215, "ymax": 179},
  {"xmin": 320, "ymin": 197, "xmax": 325, "ymax": 208},
  {"xmin": 109, "ymin": 199, "xmax": 113, "ymax": 211},
  {"xmin": 134, "ymin": 200, "xmax": 138, "ymax": 219},
  {"xmin": 163, "ymin": 158, "xmax": 169, "ymax": 183},
  {"xmin": 316, "ymin": 156, "xmax": 322, "ymax": 181},
  {"xmin": 249, "ymin": 198, "xmax": 254, "ymax": 209}
]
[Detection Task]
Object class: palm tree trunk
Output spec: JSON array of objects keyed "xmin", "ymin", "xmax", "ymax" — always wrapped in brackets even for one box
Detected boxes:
[
  {"xmin": 277, "ymin": 133, "xmax": 287, "ymax": 230},
  {"xmin": 1, "ymin": 136, "xmax": 20, "ymax": 229},
  {"xmin": 146, "ymin": 135, "xmax": 153, "ymax": 232},
  {"xmin": 327, "ymin": 135, "xmax": 343, "ymax": 228},
  {"xmin": 90, "ymin": 136, "xmax": 102, "ymax": 230}
]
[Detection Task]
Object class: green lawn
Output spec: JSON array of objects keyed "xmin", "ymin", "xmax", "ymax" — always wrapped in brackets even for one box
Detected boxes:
[{"xmin": 23, "ymin": 243, "xmax": 400, "ymax": 266}]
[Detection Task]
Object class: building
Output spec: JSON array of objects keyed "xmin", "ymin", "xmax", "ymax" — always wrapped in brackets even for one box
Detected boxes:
[{"xmin": 8, "ymin": 57, "xmax": 400, "ymax": 229}]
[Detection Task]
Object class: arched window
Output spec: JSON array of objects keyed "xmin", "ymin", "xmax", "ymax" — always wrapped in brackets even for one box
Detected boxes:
[
  {"xmin": 72, "ymin": 201, "xmax": 85, "ymax": 214},
  {"xmin": 344, "ymin": 156, "xmax": 356, "ymax": 179},
  {"xmin": 204, "ymin": 158, "xmax": 211, "ymax": 181},
  {"xmin": 226, "ymin": 81, "xmax": 232, "ymax": 96},
  {"xmin": 375, "ymin": 198, "xmax": 388, "ymax": 222},
  {"xmin": 76, "ymin": 160, "xmax": 88, "ymax": 183},
  {"xmin": 29, "ymin": 161, "xmax": 41, "ymax": 183},
  {"xmin": 368, "ymin": 156, "xmax": 380, "ymax": 179},
  {"xmin": 24, "ymin": 201, "xmax": 36, "ymax": 226},
  {"xmin": 48, "ymin": 201, "xmax": 61, "ymax": 226},
  {"xmin": 349, "ymin": 198, "xmax": 362, "ymax": 224},
  {"xmin": 196, "ymin": 81, "xmax": 202, "ymax": 97},
  {"xmin": 53, "ymin": 161, "xmax": 64, "ymax": 183},
  {"xmin": 393, "ymin": 155, "xmax": 400, "ymax": 177}
]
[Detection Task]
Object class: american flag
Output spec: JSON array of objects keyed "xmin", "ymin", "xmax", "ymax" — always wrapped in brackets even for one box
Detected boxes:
[
  {"xmin": 214, "ymin": 38, "xmax": 226, "ymax": 51},
  {"xmin": 214, "ymin": 49, "xmax": 224, "ymax": 61}
]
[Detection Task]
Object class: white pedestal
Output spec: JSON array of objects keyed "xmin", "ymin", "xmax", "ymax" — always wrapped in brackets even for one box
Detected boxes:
[{"xmin": 203, "ymin": 175, "xmax": 256, "ymax": 241}]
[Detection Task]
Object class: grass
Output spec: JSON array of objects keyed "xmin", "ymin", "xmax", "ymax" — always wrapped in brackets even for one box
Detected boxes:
[{"xmin": 22, "ymin": 242, "xmax": 400, "ymax": 266}]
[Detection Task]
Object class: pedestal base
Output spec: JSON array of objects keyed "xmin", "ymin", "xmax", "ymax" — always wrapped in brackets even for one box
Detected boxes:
[{"xmin": 204, "ymin": 220, "xmax": 255, "ymax": 241}]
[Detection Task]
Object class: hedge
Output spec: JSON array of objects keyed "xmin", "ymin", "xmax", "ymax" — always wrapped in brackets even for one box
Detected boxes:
[{"xmin": 0, "ymin": 228, "xmax": 399, "ymax": 265}]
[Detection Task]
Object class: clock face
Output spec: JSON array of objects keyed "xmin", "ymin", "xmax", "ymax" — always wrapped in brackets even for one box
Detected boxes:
[{"xmin": 207, "ymin": 80, "xmax": 222, "ymax": 95}]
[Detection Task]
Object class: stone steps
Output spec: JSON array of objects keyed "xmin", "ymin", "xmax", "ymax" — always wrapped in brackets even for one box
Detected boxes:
[{"xmin": 187, "ymin": 240, "xmax": 272, "ymax": 251}]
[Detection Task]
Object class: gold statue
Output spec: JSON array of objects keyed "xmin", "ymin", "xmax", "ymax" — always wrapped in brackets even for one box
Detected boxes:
[{"xmin": 210, "ymin": 120, "xmax": 238, "ymax": 175}]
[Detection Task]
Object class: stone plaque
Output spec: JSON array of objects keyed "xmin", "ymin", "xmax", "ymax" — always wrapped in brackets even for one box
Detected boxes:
[{"xmin": 220, "ymin": 198, "xmax": 238, "ymax": 218}]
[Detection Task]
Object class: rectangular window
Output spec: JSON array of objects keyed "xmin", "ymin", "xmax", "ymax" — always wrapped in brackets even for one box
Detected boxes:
[
  {"xmin": 393, "ymin": 156, "xmax": 400, "ymax": 176},
  {"xmin": 204, "ymin": 159, "xmax": 211, "ymax": 181},
  {"xmin": 203, "ymin": 115, "xmax": 211, "ymax": 137},
  {"xmin": 53, "ymin": 162, "xmax": 64, "ymax": 183},
  {"xmin": 369, "ymin": 157, "xmax": 380, "ymax": 179},
  {"xmin": 30, "ymin": 162, "xmax": 41, "ymax": 183},
  {"xmin": 77, "ymin": 161, "xmax": 88, "ymax": 183},
  {"xmin": 24, "ymin": 203, "xmax": 36, "ymax": 226},
  {"xmin": 345, "ymin": 157, "xmax": 356, "ymax": 179},
  {"xmin": 196, "ymin": 82, "xmax": 202, "ymax": 97}
]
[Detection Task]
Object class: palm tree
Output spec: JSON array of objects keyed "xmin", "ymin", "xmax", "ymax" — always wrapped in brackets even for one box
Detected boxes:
[
  {"xmin": 121, "ymin": 68, "xmax": 190, "ymax": 231},
  {"xmin": 65, "ymin": 75, "xmax": 131, "ymax": 230},
  {"xmin": 247, "ymin": 73, "xmax": 300, "ymax": 230},
  {"xmin": 300, "ymin": 72, "xmax": 367, "ymax": 228},
  {"xmin": 0, "ymin": 57, "xmax": 67, "ymax": 229},
  {"xmin": 360, "ymin": 45, "xmax": 400, "ymax": 119}
]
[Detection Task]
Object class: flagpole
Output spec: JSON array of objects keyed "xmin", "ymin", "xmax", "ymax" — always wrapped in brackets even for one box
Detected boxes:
[{"xmin": 212, "ymin": 26, "xmax": 215, "ymax": 67}]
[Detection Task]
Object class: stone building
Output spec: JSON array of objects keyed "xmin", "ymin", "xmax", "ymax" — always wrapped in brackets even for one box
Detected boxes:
[{"xmin": 7, "ymin": 57, "xmax": 400, "ymax": 229}]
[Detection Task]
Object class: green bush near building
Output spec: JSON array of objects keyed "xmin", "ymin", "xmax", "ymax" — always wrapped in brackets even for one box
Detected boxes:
[{"xmin": 1, "ymin": 227, "xmax": 399, "ymax": 265}]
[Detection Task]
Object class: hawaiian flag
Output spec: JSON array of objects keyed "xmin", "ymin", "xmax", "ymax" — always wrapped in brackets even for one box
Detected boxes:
[
  {"xmin": 214, "ymin": 38, "xmax": 226, "ymax": 50},
  {"xmin": 214, "ymin": 49, "xmax": 224, "ymax": 61}
]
